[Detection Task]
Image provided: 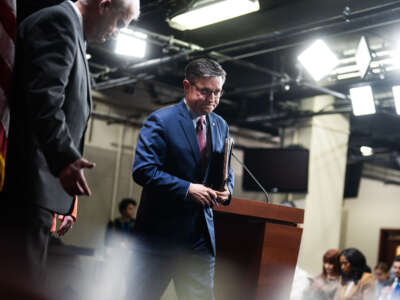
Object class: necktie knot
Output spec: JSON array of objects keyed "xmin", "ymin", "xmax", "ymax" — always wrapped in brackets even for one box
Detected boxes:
[{"xmin": 197, "ymin": 116, "xmax": 205, "ymax": 132}]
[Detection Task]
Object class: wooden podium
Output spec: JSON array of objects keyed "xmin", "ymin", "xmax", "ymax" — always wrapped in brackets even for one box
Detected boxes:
[{"xmin": 213, "ymin": 197, "xmax": 304, "ymax": 300}]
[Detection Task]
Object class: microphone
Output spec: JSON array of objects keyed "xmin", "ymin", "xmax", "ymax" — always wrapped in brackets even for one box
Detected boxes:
[{"xmin": 231, "ymin": 151, "xmax": 271, "ymax": 204}]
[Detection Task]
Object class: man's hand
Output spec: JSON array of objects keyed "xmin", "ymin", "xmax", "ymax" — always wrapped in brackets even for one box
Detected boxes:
[
  {"xmin": 188, "ymin": 183, "xmax": 217, "ymax": 207},
  {"xmin": 57, "ymin": 215, "xmax": 74, "ymax": 236},
  {"xmin": 215, "ymin": 185, "xmax": 230, "ymax": 204},
  {"xmin": 59, "ymin": 158, "xmax": 95, "ymax": 196}
]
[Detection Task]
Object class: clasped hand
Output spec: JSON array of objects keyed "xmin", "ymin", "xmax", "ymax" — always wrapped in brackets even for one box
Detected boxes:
[{"xmin": 188, "ymin": 183, "xmax": 230, "ymax": 207}]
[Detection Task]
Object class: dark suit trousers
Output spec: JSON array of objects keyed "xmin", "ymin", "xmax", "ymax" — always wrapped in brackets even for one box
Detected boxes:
[
  {"xmin": 0, "ymin": 202, "xmax": 53, "ymax": 287},
  {"xmin": 124, "ymin": 244, "xmax": 215, "ymax": 300}
]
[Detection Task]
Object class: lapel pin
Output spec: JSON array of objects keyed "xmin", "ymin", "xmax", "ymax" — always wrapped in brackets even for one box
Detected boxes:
[{"xmin": 212, "ymin": 122, "xmax": 216, "ymax": 126}]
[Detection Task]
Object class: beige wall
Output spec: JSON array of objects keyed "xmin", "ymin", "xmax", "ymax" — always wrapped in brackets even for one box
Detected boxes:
[{"xmin": 342, "ymin": 177, "xmax": 400, "ymax": 268}]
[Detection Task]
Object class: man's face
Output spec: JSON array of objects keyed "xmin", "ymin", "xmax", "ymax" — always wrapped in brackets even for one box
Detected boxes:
[
  {"xmin": 374, "ymin": 268, "xmax": 389, "ymax": 283},
  {"xmin": 123, "ymin": 203, "xmax": 136, "ymax": 218},
  {"xmin": 393, "ymin": 261, "xmax": 400, "ymax": 279},
  {"xmin": 95, "ymin": 0, "xmax": 135, "ymax": 43},
  {"xmin": 183, "ymin": 76, "xmax": 224, "ymax": 116}
]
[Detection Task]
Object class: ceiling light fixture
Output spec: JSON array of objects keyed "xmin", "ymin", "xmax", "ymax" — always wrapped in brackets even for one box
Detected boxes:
[
  {"xmin": 355, "ymin": 36, "xmax": 372, "ymax": 79},
  {"xmin": 167, "ymin": 0, "xmax": 260, "ymax": 31},
  {"xmin": 115, "ymin": 29, "xmax": 147, "ymax": 58},
  {"xmin": 349, "ymin": 85, "xmax": 376, "ymax": 116},
  {"xmin": 297, "ymin": 39, "xmax": 339, "ymax": 81},
  {"xmin": 360, "ymin": 146, "xmax": 373, "ymax": 156}
]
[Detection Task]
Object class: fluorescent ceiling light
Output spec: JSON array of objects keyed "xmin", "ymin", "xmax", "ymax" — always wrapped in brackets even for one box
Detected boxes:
[
  {"xmin": 349, "ymin": 85, "xmax": 376, "ymax": 116},
  {"xmin": 337, "ymin": 72, "xmax": 360, "ymax": 80},
  {"xmin": 297, "ymin": 39, "xmax": 339, "ymax": 81},
  {"xmin": 115, "ymin": 29, "xmax": 147, "ymax": 58},
  {"xmin": 392, "ymin": 86, "xmax": 400, "ymax": 115},
  {"xmin": 355, "ymin": 36, "xmax": 372, "ymax": 79},
  {"xmin": 391, "ymin": 42, "xmax": 400, "ymax": 69},
  {"xmin": 168, "ymin": 0, "xmax": 260, "ymax": 31},
  {"xmin": 360, "ymin": 146, "xmax": 373, "ymax": 156}
]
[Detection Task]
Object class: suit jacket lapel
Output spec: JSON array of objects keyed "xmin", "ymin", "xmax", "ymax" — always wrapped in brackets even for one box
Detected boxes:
[
  {"xmin": 77, "ymin": 37, "xmax": 92, "ymax": 113},
  {"xmin": 63, "ymin": 1, "xmax": 92, "ymax": 113},
  {"xmin": 207, "ymin": 114, "xmax": 217, "ymax": 153},
  {"xmin": 178, "ymin": 100, "xmax": 201, "ymax": 162}
]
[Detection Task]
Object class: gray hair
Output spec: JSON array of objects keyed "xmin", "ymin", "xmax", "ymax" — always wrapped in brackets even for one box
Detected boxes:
[
  {"xmin": 114, "ymin": 0, "xmax": 140, "ymax": 20},
  {"xmin": 185, "ymin": 58, "xmax": 226, "ymax": 84},
  {"xmin": 84, "ymin": 0, "xmax": 140, "ymax": 20}
]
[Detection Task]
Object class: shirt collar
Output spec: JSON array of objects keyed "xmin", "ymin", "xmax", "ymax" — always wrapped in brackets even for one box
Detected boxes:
[
  {"xmin": 183, "ymin": 98, "xmax": 207, "ymax": 124},
  {"xmin": 67, "ymin": 1, "xmax": 83, "ymax": 27}
]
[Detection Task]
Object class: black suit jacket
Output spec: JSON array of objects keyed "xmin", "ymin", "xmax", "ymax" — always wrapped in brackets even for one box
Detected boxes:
[{"xmin": 4, "ymin": 1, "xmax": 91, "ymax": 214}]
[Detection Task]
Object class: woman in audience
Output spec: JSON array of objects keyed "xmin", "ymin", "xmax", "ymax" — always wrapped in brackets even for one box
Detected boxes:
[
  {"xmin": 303, "ymin": 249, "xmax": 341, "ymax": 300},
  {"xmin": 335, "ymin": 248, "xmax": 375, "ymax": 300}
]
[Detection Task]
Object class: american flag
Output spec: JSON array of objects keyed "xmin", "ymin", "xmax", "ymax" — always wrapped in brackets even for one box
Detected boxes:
[{"xmin": 0, "ymin": 0, "xmax": 16, "ymax": 191}]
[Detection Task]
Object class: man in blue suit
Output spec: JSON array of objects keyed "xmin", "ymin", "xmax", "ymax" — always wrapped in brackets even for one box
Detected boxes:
[{"xmin": 130, "ymin": 58, "xmax": 234, "ymax": 300}]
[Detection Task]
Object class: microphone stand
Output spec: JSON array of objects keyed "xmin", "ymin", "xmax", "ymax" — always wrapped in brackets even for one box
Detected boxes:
[{"xmin": 231, "ymin": 151, "xmax": 271, "ymax": 204}]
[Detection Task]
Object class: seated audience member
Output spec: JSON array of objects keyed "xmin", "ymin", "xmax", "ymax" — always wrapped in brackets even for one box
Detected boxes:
[
  {"xmin": 336, "ymin": 248, "xmax": 375, "ymax": 300},
  {"xmin": 379, "ymin": 255, "xmax": 400, "ymax": 300},
  {"xmin": 374, "ymin": 262, "xmax": 393, "ymax": 299},
  {"xmin": 303, "ymin": 249, "xmax": 341, "ymax": 300},
  {"xmin": 105, "ymin": 198, "xmax": 137, "ymax": 248}
]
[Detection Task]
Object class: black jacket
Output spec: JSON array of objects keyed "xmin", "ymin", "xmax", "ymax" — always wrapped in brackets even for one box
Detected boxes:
[{"xmin": 4, "ymin": 1, "xmax": 91, "ymax": 214}]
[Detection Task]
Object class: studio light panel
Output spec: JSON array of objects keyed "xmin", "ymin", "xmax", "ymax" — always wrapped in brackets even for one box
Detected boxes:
[
  {"xmin": 349, "ymin": 85, "xmax": 376, "ymax": 116},
  {"xmin": 297, "ymin": 39, "xmax": 339, "ymax": 81}
]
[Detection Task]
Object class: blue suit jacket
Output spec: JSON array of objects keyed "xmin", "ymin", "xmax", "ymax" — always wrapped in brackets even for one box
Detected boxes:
[{"xmin": 132, "ymin": 100, "xmax": 234, "ymax": 255}]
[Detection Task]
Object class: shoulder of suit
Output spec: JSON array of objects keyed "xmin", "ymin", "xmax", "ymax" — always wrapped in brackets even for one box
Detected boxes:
[
  {"xmin": 148, "ymin": 103, "xmax": 228, "ymax": 127},
  {"xmin": 209, "ymin": 112, "xmax": 228, "ymax": 127},
  {"xmin": 21, "ymin": 2, "xmax": 78, "ymax": 33},
  {"xmin": 149, "ymin": 103, "xmax": 181, "ymax": 122}
]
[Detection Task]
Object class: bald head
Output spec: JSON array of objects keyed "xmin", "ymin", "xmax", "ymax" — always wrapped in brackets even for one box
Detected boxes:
[{"xmin": 76, "ymin": 0, "xmax": 140, "ymax": 42}]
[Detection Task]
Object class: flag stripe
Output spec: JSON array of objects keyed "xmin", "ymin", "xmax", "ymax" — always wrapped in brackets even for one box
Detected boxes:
[
  {"xmin": 0, "ymin": 0, "xmax": 15, "ymax": 191},
  {"xmin": 0, "ymin": 122, "xmax": 6, "ymax": 157},
  {"xmin": 0, "ymin": 57, "xmax": 13, "ymax": 98},
  {"xmin": 0, "ymin": 88, "xmax": 10, "ymax": 135},
  {"xmin": 0, "ymin": 1, "xmax": 16, "ymax": 43},
  {"xmin": 0, "ymin": 20, "xmax": 15, "ymax": 70}
]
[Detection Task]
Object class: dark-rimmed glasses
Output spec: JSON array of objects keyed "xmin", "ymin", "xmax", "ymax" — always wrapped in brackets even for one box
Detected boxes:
[{"xmin": 191, "ymin": 82, "xmax": 223, "ymax": 98}]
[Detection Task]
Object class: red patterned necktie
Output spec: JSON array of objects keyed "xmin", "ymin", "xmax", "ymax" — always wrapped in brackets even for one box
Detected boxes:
[{"xmin": 196, "ymin": 116, "xmax": 206, "ymax": 163}]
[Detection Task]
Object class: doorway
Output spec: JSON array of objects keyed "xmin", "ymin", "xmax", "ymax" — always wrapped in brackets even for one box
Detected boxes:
[{"xmin": 378, "ymin": 229, "xmax": 400, "ymax": 266}]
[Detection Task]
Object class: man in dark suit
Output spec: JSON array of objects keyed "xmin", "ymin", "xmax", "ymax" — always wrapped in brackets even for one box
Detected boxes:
[
  {"xmin": 131, "ymin": 58, "xmax": 234, "ymax": 300},
  {"xmin": 1, "ymin": 0, "xmax": 140, "ymax": 283}
]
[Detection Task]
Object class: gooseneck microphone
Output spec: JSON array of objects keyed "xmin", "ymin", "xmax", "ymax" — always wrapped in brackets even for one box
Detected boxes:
[{"xmin": 231, "ymin": 151, "xmax": 271, "ymax": 204}]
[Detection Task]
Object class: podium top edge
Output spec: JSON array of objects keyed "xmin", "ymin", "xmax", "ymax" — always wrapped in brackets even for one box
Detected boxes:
[{"xmin": 213, "ymin": 197, "xmax": 304, "ymax": 224}]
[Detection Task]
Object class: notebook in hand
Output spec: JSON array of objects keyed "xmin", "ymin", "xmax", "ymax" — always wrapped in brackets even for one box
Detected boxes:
[{"xmin": 209, "ymin": 137, "xmax": 234, "ymax": 191}]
